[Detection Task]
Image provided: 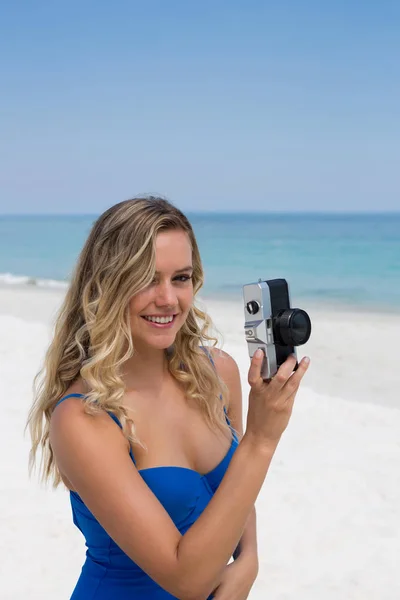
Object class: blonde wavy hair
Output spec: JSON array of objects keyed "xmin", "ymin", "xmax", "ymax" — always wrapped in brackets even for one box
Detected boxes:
[{"xmin": 27, "ymin": 196, "xmax": 231, "ymax": 487}]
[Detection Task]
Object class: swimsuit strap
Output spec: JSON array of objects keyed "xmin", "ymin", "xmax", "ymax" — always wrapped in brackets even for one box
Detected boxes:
[
  {"xmin": 55, "ymin": 392, "xmax": 86, "ymax": 407},
  {"xmin": 200, "ymin": 346, "xmax": 238, "ymax": 442},
  {"xmin": 54, "ymin": 392, "xmax": 136, "ymax": 463},
  {"xmin": 200, "ymin": 345, "xmax": 215, "ymax": 366}
]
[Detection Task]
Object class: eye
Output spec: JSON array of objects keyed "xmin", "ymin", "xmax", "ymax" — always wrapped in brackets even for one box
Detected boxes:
[{"xmin": 174, "ymin": 274, "xmax": 192, "ymax": 283}]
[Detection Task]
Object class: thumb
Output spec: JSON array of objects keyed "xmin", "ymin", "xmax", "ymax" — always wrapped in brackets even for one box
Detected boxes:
[{"xmin": 248, "ymin": 348, "xmax": 265, "ymax": 389}]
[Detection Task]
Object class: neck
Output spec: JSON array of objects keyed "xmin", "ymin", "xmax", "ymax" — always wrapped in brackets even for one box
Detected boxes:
[{"xmin": 121, "ymin": 346, "xmax": 170, "ymax": 392}]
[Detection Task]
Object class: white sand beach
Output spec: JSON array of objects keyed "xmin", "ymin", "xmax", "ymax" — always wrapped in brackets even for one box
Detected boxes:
[{"xmin": 1, "ymin": 285, "xmax": 400, "ymax": 599}]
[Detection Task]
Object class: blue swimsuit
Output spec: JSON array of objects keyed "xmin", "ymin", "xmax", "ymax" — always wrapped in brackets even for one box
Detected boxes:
[{"xmin": 54, "ymin": 393, "xmax": 239, "ymax": 599}]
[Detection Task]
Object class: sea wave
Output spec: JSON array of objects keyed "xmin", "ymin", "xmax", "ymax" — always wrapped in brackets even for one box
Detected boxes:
[{"xmin": 0, "ymin": 272, "xmax": 68, "ymax": 290}]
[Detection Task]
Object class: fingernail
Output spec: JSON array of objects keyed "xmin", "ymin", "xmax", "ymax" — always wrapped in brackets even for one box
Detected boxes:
[
  {"xmin": 255, "ymin": 349, "xmax": 263, "ymax": 358},
  {"xmin": 303, "ymin": 356, "xmax": 310, "ymax": 364}
]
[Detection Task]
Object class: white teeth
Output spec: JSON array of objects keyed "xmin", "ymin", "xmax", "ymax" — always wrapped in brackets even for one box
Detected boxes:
[{"xmin": 144, "ymin": 315, "xmax": 174, "ymax": 324}]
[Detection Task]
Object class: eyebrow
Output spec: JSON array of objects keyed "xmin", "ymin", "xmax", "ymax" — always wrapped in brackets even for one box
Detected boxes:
[{"xmin": 155, "ymin": 266, "xmax": 193, "ymax": 274}]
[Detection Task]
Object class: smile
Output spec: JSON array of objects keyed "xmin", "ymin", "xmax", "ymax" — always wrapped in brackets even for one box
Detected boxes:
[{"xmin": 141, "ymin": 315, "xmax": 177, "ymax": 327}]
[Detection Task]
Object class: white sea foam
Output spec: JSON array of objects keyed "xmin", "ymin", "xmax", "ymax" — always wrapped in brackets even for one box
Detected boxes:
[{"xmin": 0, "ymin": 272, "xmax": 68, "ymax": 290}]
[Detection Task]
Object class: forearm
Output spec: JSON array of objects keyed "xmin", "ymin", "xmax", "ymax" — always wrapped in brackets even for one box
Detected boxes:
[
  {"xmin": 233, "ymin": 505, "xmax": 258, "ymax": 563},
  {"xmin": 176, "ymin": 436, "xmax": 274, "ymax": 599}
]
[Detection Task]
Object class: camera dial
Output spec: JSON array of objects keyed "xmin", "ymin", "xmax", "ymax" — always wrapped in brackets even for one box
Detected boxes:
[
  {"xmin": 273, "ymin": 309, "xmax": 311, "ymax": 346},
  {"xmin": 246, "ymin": 300, "xmax": 260, "ymax": 315}
]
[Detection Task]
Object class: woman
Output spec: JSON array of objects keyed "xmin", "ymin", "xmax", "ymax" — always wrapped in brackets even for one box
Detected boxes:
[{"xmin": 27, "ymin": 196, "xmax": 310, "ymax": 599}]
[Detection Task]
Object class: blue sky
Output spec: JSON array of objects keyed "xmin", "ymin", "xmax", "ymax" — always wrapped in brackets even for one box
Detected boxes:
[{"xmin": 1, "ymin": 1, "xmax": 399, "ymax": 214}]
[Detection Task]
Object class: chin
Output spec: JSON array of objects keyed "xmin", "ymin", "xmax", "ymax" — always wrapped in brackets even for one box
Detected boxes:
[
  {"xmin": 142, "ymin": 333, "xmax": 178, "ymax": 351},
  {"xmin": 153, "ymin": 339, "xmax": 176, "ymax": 350}
]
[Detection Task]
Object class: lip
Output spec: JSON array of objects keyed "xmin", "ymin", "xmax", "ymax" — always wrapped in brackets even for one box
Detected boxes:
[
  {"xmin": 143, "ymin": 314, "xmax": 177, "ymax": 318},
  {"xmin": 141, "ymin": 315, "xmax": 177, "ymax": 329}
]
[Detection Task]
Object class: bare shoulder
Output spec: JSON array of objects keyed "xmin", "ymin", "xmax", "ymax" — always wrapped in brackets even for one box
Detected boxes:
[
  {"xmin": 209, "ymin": 348, "xmax": 241, "ymax": 385},
  {"xmin": 209, "ymin": 348, "xmax": 243, "ymax": 437},
  {"xmin": 50, "ymin": 389, "xmax": 131, "ymax": 478},
  {"xmin": 50, "ymin": 392, "xmax": 121, "ymax": 435},
  {"xmin": 51, "ymin": 376, "xmax": 120, "ymax": 434}
]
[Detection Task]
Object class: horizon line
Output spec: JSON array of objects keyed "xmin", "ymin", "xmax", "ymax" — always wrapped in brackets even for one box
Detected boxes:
[{"xmin": 1, "ymin": 210, "xmax": 400, "ymax": 218}]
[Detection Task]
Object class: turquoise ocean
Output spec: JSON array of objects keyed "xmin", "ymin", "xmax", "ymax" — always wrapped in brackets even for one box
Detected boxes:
[{"xmin": 0, "ymin": 213, "xmax": 399, "ymax": 313}]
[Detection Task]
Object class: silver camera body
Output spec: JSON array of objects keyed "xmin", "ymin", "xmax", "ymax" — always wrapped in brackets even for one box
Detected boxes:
[{"xmin": 243, "ymin": 278, "xmax": 311, "ymax": 380}]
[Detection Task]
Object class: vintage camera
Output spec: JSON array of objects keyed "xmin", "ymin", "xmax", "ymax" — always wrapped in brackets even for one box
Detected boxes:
[{"xmin": 243, "ymin": 278, "xmax": 311, "ymax": 380}]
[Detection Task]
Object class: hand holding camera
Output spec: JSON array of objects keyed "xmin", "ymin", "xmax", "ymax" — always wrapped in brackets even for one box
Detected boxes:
[
  {"xmin": 245, "ymin": 350, "xmax": 310, "ymax": 450},
  {"xmin": 242, "ymin": 278, "xmax": 312, "ymax": 450}
]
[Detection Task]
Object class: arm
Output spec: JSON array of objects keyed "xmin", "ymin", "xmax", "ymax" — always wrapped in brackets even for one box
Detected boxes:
[
  {"xmin": 232, "ymin": 507, "xmax": 258, "ymax": 564},
  {"xmin": 211, "ymin": 349, "xmax": 258, "ymax": 569},
  {"xmin": 51, "ymin": 395, "xmax": 274, "ymax": 600}
]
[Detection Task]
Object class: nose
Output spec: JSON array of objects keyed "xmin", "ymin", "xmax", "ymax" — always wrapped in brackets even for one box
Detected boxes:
[{"xmin": 155, "ymin": 281, "xmax": 177, "ymax": 308}]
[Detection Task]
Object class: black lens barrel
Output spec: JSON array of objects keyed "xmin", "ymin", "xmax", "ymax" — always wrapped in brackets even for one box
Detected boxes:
[{"xmin": 274, "ymin": 309, "xmax": 311, "ymax": 346}]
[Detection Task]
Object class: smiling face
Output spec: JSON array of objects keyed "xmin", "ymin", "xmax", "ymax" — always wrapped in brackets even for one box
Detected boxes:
[{"xmin": 128, "ymin": 229, "xmax": 194, "ymax": 352}]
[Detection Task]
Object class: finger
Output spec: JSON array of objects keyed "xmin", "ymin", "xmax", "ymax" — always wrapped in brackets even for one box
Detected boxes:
[
  {"xmin": 282, "ymin": 356, "xmax": 310, "ymax": 396},
  {"xmin": 283, "ymin": 388, "xmax": 297, "ymax": 412},
  {"xmin": 247, "ymin": 349, "xmax": 266, "ymax": 389},
  {"xmin": 268, "ymin": 354, "xmax": 298, "ymax": 391}
]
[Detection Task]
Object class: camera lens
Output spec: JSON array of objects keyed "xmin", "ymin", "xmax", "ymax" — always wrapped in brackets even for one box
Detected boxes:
[{"xmin": 273, "ymin": 309, "xmax": 311, "ymax": 346}]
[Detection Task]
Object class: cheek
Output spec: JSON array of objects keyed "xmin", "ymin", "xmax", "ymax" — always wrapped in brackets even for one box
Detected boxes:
[
  {"xmin": 181, "ymin": 288, "xmax": 194, "ymax": 311},
  {"xmin": 129, "ymin": 291, "xmax": 149, "ymax": 317},
  {"xmin": 128, "ymin": 298, "xmax": 138, "ymax": 318}
]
